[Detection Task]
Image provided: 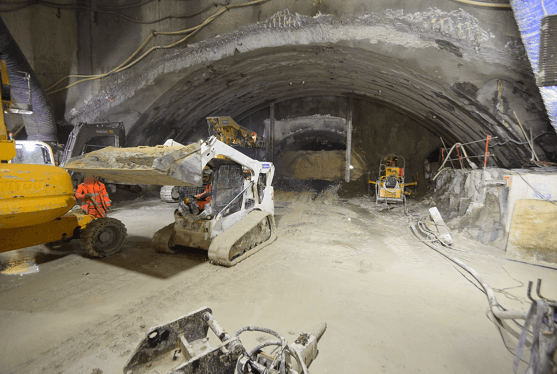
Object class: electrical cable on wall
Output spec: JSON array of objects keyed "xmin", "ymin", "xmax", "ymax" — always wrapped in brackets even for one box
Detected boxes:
[
  {"xmin": 0, "ymin": 0, "xmax": 156, "ymax": 10},
  {"xmin": 0, "ymin": 0, "xmax": 228, "ymax": 24},
  {"xmin": 493, "ymin": 131, "xmax": 555, "ymax": 146},
  {"xmin": 43, "ymin": 0, "xmax": 271, "ymax": 95},
  {"xmin": 452, "ymin": 0, "xmax": 511, "ymax": 9}
]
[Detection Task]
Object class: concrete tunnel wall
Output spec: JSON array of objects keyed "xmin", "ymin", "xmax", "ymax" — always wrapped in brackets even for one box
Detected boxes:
[{"xmin": 3, "ymin": 0, "xmax": 557, "ymax": 186}]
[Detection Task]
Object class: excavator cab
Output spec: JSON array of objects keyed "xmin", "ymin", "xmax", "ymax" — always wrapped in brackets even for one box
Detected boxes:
[{"xmin": 59, "ymin": 121, "xmax": 125, "ymax": 189}]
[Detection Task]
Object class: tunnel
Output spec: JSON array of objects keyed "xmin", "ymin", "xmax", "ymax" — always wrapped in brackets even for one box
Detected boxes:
[{"xmin": 1, "ymin": 1, "xmax": 557, "ymax": 373}]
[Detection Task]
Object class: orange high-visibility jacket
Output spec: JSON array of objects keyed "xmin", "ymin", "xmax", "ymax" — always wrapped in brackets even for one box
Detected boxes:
[
  {"xmin": 75, "ymin": 180, "xmax": 111, "ymax": 218},
  {"xmin": 195, "ymin": 184, "xmax": 212, "ymax": 210}
]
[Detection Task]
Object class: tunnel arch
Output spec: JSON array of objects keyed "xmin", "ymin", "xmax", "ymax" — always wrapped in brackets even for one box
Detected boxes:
[{"xmin": 69, "ymin": 9, "xmax": 553, "ymax": 168}]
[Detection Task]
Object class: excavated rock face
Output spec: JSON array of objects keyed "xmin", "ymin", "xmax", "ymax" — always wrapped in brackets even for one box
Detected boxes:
[
  {"xmin": 67, "ymin": 8, "xmax": 556, "ymax": 172},
  {"xmin": 427, "ymin": 169, "xmax": 509, "ymax": 249}
]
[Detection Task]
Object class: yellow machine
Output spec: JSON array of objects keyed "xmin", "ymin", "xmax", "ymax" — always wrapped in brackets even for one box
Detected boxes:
[
  {"xmin": 369, "ymin": 154, "xmax": 417, "ymax": 209},
  {"xmin": 207, "ymin": 116, "xmax": 265, "ymax": 148},
  {"xmin": 0, "ymin": 60, "xmax": 126, "ymax": 257}
]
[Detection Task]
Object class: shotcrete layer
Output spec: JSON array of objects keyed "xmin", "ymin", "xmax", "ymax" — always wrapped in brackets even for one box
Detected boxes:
[{"xmin": 68, "ymin": 9, "xmax": 549, "ymax": 167}]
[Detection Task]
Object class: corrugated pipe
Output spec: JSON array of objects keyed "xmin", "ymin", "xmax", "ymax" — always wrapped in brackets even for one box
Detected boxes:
[
  {"xmin": 510, "ymin": 0, "xmax": 557, "ymax": 133},
  {"xmin": 0, "ymin": 16, "xmax": 57, "ymax": 141}
]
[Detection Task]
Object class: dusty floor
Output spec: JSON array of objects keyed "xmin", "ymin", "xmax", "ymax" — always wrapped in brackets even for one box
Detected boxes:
[{"xmin": 1, "ymin": 191, "xmax": 556, "ymax": 374}]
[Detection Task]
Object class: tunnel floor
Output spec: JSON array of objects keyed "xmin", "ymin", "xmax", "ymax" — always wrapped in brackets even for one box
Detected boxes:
[{"xmin": 0, "ymin": 191, "xmax": 555, "ymax": 373}]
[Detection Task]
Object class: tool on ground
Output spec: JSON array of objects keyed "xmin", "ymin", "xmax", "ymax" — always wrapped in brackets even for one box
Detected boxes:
[
  {"xmin": 64, "ymin": 130, "xmax": 276, "ymax": 267},
  {"xmin": 514, "ymin": 279, "xmax": 557, "ymax": 374},
  {"xmin": 123, "ymin": 307, "xmax": 326, "ymax": 374}
]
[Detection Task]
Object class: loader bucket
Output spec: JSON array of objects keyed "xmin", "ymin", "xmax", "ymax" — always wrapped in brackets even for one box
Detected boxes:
[{"xmin": 63, "ymin": 143, "xmax": 204, "ymax": 186}]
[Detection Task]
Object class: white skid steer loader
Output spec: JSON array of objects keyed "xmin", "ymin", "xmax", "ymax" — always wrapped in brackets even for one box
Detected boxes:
[{"xmin": 64, "ymin": 136, "xmax": 276, "ymax": 267}]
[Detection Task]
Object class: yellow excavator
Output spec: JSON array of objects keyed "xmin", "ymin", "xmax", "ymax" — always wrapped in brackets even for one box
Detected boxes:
[{"xmin": 0, "ymin": 61, "xmax": 127, "ymax": 257}]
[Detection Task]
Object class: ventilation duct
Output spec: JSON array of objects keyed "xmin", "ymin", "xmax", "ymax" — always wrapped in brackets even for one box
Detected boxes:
[
  {"xmin": 0, "ymin": 16, "xmax": 57, "ymax": 141},
  {"xmin": 510, "ymin": 0, "xmax": 557, "ymax": 133},
  {"xmin": 538, "ymin": 14, "xmax": 557, "ymax": 87}
]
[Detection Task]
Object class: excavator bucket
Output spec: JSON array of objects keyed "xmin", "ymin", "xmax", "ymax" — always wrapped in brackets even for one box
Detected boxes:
[{"xmin": 63, "ymin": 143, "xmax": 204, "ymax": 186}]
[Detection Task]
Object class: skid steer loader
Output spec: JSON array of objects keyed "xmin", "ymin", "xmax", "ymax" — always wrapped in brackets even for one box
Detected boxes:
[
  {"xmin": 64, "ymin": 135, "xmax": 276, "ymax": 267},
  {"xmin": 159, "ymin": 116, "xmax": 266, "ymax": 203}
]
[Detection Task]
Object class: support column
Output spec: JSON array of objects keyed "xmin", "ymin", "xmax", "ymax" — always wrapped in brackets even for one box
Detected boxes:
[
  {"xmin": 270, "ymin": 103, "xmax": 275, "ymax": 164},
  {"xmin": 345, "ymin": 97, "xmax": 353, "ymax": 182}
]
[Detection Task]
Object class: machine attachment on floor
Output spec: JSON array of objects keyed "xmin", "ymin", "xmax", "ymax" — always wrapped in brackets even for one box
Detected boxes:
[
  {"xmin": 369, "ymin": 154, "xmax": 418, "ymax": 212},
  {"xmin": 123, "ymin": 307, "xmax": 326, "ymax": 374}
]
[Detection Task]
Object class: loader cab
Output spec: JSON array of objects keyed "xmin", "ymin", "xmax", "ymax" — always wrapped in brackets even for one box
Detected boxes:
[
  {"xmin": 11, "ymin": 140, "xmax": 55, "ymax": 166},
  {"xmin": 210, "ymin": 160, "xmax": 247, "ymax": 218}
]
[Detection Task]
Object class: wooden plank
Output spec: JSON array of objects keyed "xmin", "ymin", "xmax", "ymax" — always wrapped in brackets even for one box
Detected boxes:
[{"xmin": 507, "ymin": 199, "xmax": 557, "ymax": 264}]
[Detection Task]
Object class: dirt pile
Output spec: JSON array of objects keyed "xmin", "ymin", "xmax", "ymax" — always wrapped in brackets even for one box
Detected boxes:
[
  {"xmin": 276, "ymin": 149, "xmax": 365, "ymax": 182},
  {"xmin": 65, "ymin": 145, "xmax": 190, "ymax": 171}
]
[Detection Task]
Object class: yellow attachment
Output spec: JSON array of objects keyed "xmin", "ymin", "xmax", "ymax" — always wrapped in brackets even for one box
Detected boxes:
[
  {"xmin": 379, "ymin": 184, "xmax": 403, "ymax": 199},
  {"xmin": 207, "ymin": 117, "xmax": 259, "ymax": 148},
  {"xmin": 0, "ymin": 60, "xmax": 16, "ymax": 161},
  {"xmin": 0, "ymin": 164, "xmax": 75, "ymax": 229},
  {"xmin": 385, "ymin": 167, "xmax": 401, "ymax": 178},
  {"xmin": 0, "ymin": 212, "xmax": 92, "ymax": 253}
]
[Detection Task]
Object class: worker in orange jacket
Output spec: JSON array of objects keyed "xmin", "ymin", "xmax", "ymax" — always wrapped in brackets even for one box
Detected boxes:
[
  {"xmin": 195, "ymin": 184, "xmax": 212, "ymax": 211},
  {"xmin": 75, "ymin": 176, "xmax": 112, "ymax": 218}
]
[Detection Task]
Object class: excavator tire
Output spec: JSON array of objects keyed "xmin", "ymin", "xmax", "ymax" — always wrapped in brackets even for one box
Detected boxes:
[
  {"xmin": 208, "ymin": 210, "xmax": 276, "ymax": 267},
  {"xmin": 81, "ymin": 217, "xmax": 127, "ymax": 258},
  {"xmin": 152, "ymin": 223, "xmax": 176, "ymax": 254},
  {"xmin": 160, "ymin": 185, "xmax": 180, "ymax": 203}
]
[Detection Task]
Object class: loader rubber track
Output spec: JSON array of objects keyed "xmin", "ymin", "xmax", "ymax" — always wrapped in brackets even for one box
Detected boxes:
[
  {"xmin": 208, "ymin": 210, "xmax": 276, "ymax": 267},
  {"xmin": 152, "ymin": 223, "xmax": 176, "ymax": 254}
]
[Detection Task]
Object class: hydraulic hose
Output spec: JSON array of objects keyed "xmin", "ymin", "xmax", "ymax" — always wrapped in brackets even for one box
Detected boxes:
[
  {"xmin": 235, "ymin": 325, "xmax": 287, "ymax": 374},
  {"xmin": 410, "ymin": 219, "xmax": 527, "ymax": 320}
]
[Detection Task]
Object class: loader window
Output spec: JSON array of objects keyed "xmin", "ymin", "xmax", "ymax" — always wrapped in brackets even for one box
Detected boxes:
[
  {"xmin": 213, "ymin": 164, "xmax": 244, "ymax": 217},
  {"xmin": 258, "ymin": 174, "xmax": 266, "ymax": 203}
]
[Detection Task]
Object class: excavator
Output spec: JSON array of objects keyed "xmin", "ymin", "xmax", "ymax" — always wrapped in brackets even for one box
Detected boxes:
[
  {"xmin": 0, "ymin": 60, "xmax": 127, "ymax": 257},
  {"xmin": 64, "ymin": 118, "xmax": 276, "ymax": 267}
]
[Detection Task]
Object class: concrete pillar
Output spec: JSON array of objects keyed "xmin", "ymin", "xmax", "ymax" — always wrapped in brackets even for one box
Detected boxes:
[{"xmin": 345, "ymin": 97, "xmax": 353, "ymax": 182}]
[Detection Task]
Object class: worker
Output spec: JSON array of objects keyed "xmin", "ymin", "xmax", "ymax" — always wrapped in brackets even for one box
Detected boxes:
[
  {"xmin": 195, "ymin": 183, "xmax": 212, "ymax": 211},
  {"xmin": 75, "ymin": 176, "xmax": 112, "ymax": 218}
]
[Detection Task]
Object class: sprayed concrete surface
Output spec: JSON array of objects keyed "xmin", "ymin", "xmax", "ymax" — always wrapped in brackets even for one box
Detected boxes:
[{"xmin": 0, "ymin": 191, "xmax": 556, "ymax": 373}]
